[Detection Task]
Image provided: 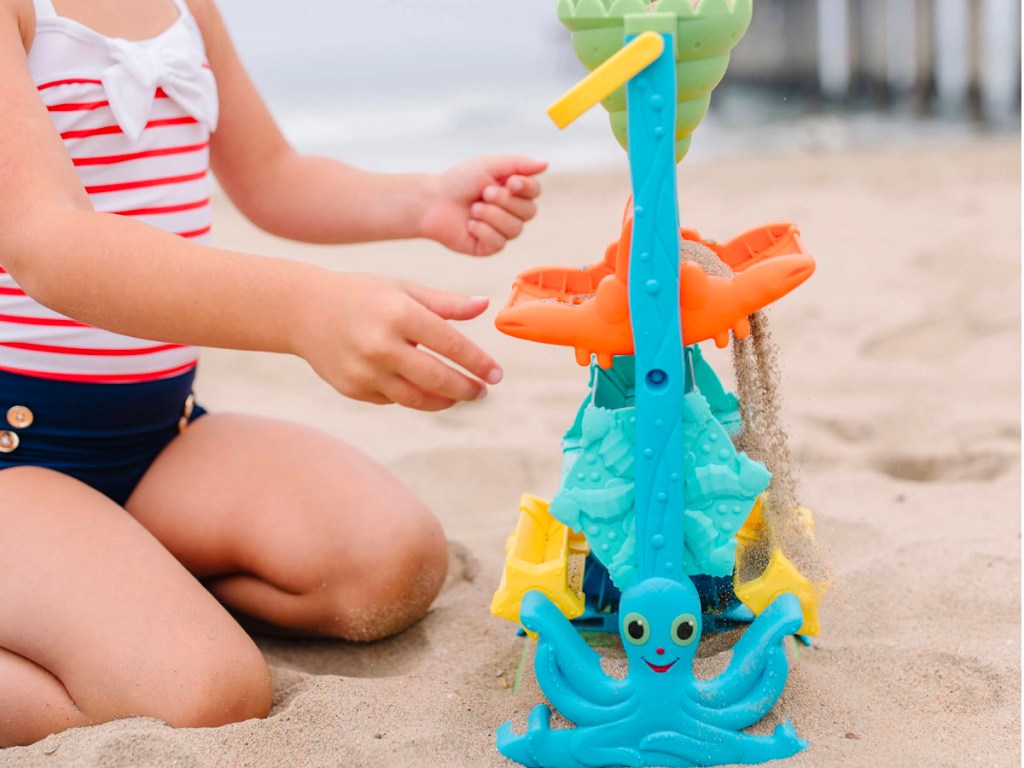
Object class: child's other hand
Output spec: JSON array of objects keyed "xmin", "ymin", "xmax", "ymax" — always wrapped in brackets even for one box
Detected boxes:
[
  {"xmin": 296, "ymin": 273, "xmax": 502, "ymax": 411},
  {"xmin": 422, "ymin": 156, "xmax": 547, "ymax": 257}
]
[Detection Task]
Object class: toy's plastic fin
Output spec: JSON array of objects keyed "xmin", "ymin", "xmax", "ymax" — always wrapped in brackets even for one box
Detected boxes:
[
  {"xmin": 490, "ymin": 495, "xmax": 590, "ymax": 635},
  {"xmin": 734, "ymin": 546, "xmax": 828, "ymax": 636}
]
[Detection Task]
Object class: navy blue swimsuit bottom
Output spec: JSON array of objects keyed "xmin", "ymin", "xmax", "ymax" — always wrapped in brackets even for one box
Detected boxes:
[{"xmin": 0, "ymin": 368, "xmax": 205, "ymax": 506}]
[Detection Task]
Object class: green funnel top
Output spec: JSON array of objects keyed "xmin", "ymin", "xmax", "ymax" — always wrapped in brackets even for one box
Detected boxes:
[{"xmin": 555, "ymin": 0, "xmax": 752, "ymax": 161}]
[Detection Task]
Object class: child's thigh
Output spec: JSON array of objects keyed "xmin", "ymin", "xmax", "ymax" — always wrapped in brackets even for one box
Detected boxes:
[
  {"xmin": 0, "ymin": 467, "xmax": 270, "ymax": 726},
  {"xmin": 125, "ymin": 414, "xmax": 449, "ymax": 605}
]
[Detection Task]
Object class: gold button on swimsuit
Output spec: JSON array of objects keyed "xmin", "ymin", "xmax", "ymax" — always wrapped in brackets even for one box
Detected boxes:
[
  {"xmin": 6, "ymin": 405, "xmax": 33, "ymax": 429},
  {"xmin": 0, "ymin": 431, "xmax": 19, "ymax": 454}
]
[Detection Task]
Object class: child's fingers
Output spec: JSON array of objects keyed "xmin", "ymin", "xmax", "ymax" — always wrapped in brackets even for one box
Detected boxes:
[
  {"xmin": 380, "ymin": 375, "xmax": 457, "ymax": 412},
  {"xmin": 399, "ymin": 346, "xmax": 487, "ymax": 402},
  {"xmin": 471, "ymin": 202, "xmax": 524, "ymax": 240},
  {"xmin": 503, "ymin": 174, "xmax": 542, "ymax": 200},
  {"xmin": 403, "ymin": 284, "xmax": 488, "ymax": 321},
  {"xmin": 408, "ymin": 305, "xmax": 503, "ymax": 385},
  {"xmin": 483, "ymin": 155, "xmax": 548, "ymax": 183},
  {"xmin": 467, "ymin": 219, "xmax": 507, "ymax": 257},
  {"xmin": 481, "ymin": 185, "xmax": 537, "ymax": 221},
  {"xmin": 363, "ymin": 391, "xmax": 392, "ymax": 405}
]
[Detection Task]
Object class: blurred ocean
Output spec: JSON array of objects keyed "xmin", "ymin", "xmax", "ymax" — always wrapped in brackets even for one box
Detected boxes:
[{"xmin": 217, "ymin": 0, "xmax": 996, "ymax": 174}]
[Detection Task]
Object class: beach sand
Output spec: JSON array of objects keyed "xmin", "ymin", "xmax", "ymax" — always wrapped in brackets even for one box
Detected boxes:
[{"xmin": 1, "ymin": 138, "xmax": 1019, "ymax": 767}]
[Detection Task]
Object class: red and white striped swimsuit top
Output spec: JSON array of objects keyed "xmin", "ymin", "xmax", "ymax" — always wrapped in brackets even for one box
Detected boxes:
[{"xmin": 0, "ymin": 0, "xmax": 218, "ymax": 383}]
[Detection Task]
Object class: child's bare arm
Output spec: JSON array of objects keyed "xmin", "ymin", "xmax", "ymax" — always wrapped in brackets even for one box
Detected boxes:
[
  {"xmin": 191, "ymin": 0, "xmax": 545, "ymax": 256},
  {"xmin": 0, "ymin": 0, "xmax": 498, "ymax": 410}
]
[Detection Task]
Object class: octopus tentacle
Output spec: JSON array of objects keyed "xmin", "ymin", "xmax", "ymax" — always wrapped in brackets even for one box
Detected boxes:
[
  {"xmin": 497, "ymin": 705, "xmax": 587, "ymax": 768},
  {"xmin": 687, "ymin": 646, "xmax": 790, "ymax": 731},
  {"xmin": 639, "ymin": 731, "xmax": 709, "ymax": 768},
  {"xmin": 521, "ymin": 590, "xmax": 631, "ymax": 708},
  {"xmin": 573, "ymin": 741, "xmax": 645, "ymax": 768},
  {"xmin": 496, "ymin": 722, "xmax": 541, "ymax": 768},
  {"xmin": 692, "ymin": 593, "xmax": 802, "ymax": 706},
  {"xmin": 642, "ymin": 720, "xmax": 807, "ymax": 766},
  {"xmin": 535, "ymin": 641, "xmax": 639, "ymax": 726}
]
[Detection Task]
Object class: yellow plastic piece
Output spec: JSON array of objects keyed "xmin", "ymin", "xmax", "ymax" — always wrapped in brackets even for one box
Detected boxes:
[
  {"xmin": 734, "ymin": 548, "xmax": 827, "ymax": 637},
  {"xmin": 490, "ymin": 494, "xmax": 589, "ymax": 636},
  {"xmin": 735, "ymin": 494, "xmax": 765, "ymax": 547},
  {"xmin": 735, "ymin": 496, "xmax": 819, "ymax": 564},
  {"xmin": 547, "ymin": 31, "xmax": 665, "ymax": 129}
]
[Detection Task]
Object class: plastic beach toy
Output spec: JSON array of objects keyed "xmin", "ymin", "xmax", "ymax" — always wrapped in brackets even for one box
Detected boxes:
[{"xmin": 490, "ymin": 5, "xmax": 828, "ymax": 767}]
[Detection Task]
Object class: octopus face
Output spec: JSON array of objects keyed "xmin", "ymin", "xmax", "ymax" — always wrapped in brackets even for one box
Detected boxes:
[{"xmin": 619, "ymin": 577, "xmax": 702, "ymax": 676}]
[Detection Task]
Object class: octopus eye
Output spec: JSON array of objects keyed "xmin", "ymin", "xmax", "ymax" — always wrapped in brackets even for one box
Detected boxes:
[
  {"xmin": 622, "ymin": 612, "xmax": 650, "ymax": 645},
  {"xmin": 671, "ymin": 614, "xmax": 698, "ymax": 647}
]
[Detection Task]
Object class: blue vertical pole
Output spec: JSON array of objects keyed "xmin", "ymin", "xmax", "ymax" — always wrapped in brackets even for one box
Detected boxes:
[{"xmin": 624, "ymin": 17, "xmax": 685, "ymax": 581}]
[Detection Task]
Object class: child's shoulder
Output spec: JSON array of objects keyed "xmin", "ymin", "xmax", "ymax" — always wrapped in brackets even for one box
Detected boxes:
[
  {"xmin": 0, "ymin": 0, "xmax": 219, "ymax": 54},
  {"xmin": 2, "ymin": 0, "xmax": 37, "ymax": 51},
  {"xmin": 180, "ymin": 0, "xmax": 215, "ymax": 28}
]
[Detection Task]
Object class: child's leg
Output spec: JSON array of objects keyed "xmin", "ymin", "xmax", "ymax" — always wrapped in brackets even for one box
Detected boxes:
[
  {"xmin": 0, "ymin": 467, "xmax": 271, "ymax": 747},
  {"xmin": 125, "ymin": 414, "xmax": 449, "ymax": 642}
]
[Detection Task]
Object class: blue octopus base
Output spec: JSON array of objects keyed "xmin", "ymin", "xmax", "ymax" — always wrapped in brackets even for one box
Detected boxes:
[{"xmin": 497, "ymin": 578, "xmax": 807, "ymax": 768}]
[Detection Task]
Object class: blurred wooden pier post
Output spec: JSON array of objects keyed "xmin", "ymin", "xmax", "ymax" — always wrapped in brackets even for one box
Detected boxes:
[
  {"xmin": 817, "ymin": 0, "xmax": 851, "ymax": 99},
  {"xmin": 885, "ymin": 0, "xmax": 918, "ymax": 99},
  {"xmin": 934, "ymin": 0, "xmax": 972, "ymax": 112},
  {"xmin": 979, "ymin": 0, "xmax": 1021, "ymax": 124}
]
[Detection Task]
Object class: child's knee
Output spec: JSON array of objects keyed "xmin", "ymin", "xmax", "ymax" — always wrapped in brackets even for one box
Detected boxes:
[
  {"xmin": 155, "ymin": 637, "xmax": 271, "ymax": 729},
  {"xmin": 329, "ymin": 508, "xmax": 448, "ymax": 642}
]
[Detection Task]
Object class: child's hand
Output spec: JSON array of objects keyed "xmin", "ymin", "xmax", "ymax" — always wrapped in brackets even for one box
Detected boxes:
[
  {"xmin": 421, "ymin": 156, "xmax": 547, "ymax": 257},
  {"xmin": 296, "ymin": 272, "xmax": 502, "ymax": 411}
]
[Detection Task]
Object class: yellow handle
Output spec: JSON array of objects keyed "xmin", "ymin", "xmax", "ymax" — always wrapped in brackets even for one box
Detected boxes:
[{"xmin": 547, "ymin": 31, "xmax": 665, "ymax": 129}]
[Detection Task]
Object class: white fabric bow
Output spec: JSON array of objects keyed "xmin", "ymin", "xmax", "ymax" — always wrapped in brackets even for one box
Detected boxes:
[{"xmin": 102, "ymin": 38, "xmax": 219, "ymax": 142}]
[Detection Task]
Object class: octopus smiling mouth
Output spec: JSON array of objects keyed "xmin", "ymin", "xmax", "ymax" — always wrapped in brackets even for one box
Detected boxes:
[{"xmin": 643, "ymin": 658, "xmax": 678, "ymax": 674}]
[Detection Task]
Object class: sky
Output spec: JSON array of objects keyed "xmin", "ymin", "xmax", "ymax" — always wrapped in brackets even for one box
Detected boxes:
[{"xmin": 217, "ymin": 0, "xmax": 576, "ymax": 106}]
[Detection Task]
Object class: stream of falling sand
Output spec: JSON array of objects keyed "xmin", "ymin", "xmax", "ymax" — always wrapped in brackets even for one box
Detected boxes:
[{"xmin": 681, "ymin": 240, "xmax": 828, "ymax": 584}]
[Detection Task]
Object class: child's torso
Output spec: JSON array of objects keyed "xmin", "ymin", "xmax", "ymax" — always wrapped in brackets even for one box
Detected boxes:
[{"xmin": 0, "ymin": 0, "xmax": 218, "ymax": 383}]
